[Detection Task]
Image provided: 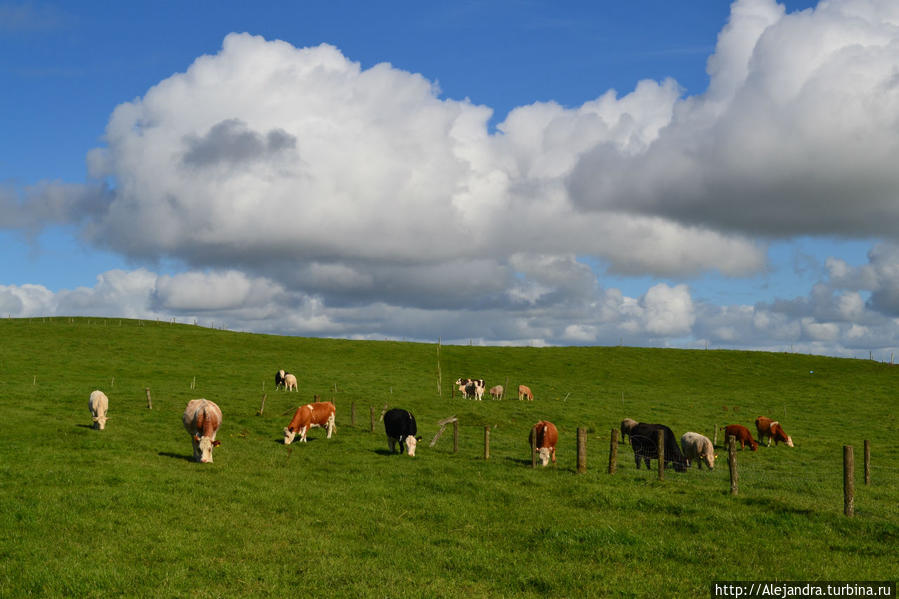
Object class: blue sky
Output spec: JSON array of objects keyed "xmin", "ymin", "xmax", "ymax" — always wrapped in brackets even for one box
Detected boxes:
[{"xmin": 3, "ymin": 0, "xmax": 899, "ymax": 358}]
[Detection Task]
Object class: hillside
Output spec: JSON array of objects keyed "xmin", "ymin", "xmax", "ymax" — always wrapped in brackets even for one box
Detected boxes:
[{"xmin": 0, "ymin": 318, "xmax": 896, "ymax": 597}]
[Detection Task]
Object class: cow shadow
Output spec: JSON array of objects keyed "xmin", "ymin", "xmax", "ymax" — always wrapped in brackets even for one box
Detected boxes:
[
  {"xmin": 373, "ymin": 449, "xmax": 396, "ymax": 456},
  {"xmin": 75, "ymin": 424, "xmax": 95, "ymax": 430},
  {"xmin": 158, "ymin": 452, "xmax": 192, "ymax": 462}
]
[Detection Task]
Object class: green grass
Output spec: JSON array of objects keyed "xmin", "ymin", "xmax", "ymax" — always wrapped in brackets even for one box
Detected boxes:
[{"xmin": 0, "ymin": 317, "xmax": 896, "ymax": 597}]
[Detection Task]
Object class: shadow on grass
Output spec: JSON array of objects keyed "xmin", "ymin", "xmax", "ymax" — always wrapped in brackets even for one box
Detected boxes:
[{"xmin": 158, "ymin": 452, "xmax": 192, "ymax": 462}]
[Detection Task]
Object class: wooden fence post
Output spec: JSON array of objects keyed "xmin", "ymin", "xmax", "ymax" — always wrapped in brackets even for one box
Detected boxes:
[
  {"xmin": 351, "ymin": 402, "xmax": 357, "ymax": 427},
  {"xmin": 844, "ymin": 445, "xmax": 855, "ymax": 517},
  {"xmin": 657, "ymin": 428, "xmax": 665, "ymax": 481},
  {"xmin": 145, "ymin": 388, "xmax": 152, "ymax": 410},
  {"xmin": 864, "ymin": 440, "xmax": 870, "ymax": 485},
  {"xmin": 453, "ymin": 420, "xmax": 459, "ymax": 454},
  {"xmin": 577, "ymin": 427, "xmax": 587, "ymax": 474},
  {"xmin": 484, "ymin": 427, "xmax": 490, "ymax": 460},
  {"xmin": 256, "ymin": 393, "xmax": 267, "ymax": 416},
  {"xmin": 608, "ymin": 428, "xmax": 618, "ymax": 474},
  {"xmin": 728, "ymin": 435, "xmax": 738, "ymax": 496},
  {"xmin": 370, "ymin": 406, "xmax": 375, "ymax": 433},
  {"xmin": 713, "ymin": 424, "xmax": 719, "ymax": 447},
  {"xmin": 531, "ymin": 428, "xmax": 538, "ymax": 468}
]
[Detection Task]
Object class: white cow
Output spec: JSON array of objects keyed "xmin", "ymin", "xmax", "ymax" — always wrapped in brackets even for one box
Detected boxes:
[
  {"xmin": 182, "ymin": 399, "xmax": 223, "ymax": 463},
  {"xmin": 680, "ymin": 432, "xmax": 716, "ymax": 470},
  {"xmin": 283, "ymin": 373, "xmax": 298, "ymax": 392},
  {"xmin": 88, "ymin": 390, "xmax": 109, "ymax": 430}
]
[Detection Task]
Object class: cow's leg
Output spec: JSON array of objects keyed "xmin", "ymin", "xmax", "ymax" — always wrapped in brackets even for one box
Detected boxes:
[{"xmin": 388, "ymin": 437, "xmax": 396, "ymax": 453}]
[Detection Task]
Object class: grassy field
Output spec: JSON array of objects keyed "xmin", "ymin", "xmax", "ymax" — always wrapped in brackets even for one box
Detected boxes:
[{"xmin": 0, "ymin": 317, "xmax": 896, "ymax": 597}]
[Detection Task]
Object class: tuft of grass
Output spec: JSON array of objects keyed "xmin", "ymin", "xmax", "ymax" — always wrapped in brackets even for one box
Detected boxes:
[{"xmin": 0, "ymin": 317, "xmax": 896, "ymax": 597}]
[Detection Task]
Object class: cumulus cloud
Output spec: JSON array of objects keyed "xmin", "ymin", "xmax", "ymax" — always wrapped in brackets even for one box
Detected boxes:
[{"xmin": 570, "ymin": 0, "xmax": 899, "ymax": 238}]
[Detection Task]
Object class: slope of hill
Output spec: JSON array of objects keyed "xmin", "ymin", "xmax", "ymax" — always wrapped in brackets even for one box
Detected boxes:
[{"xmin": 0, "ymin": 318, "xmax": 896, "ymax": 597}]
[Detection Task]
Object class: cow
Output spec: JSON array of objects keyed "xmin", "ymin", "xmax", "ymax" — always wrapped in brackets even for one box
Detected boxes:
[
  {"xmin": 724, "ymin": 424, "xmax": 758, "ymax": 451},
  {"xmin": 182, "ymin": 399, "xmax": 222, "ymax": 463},
  {"xmin": 680, "ymin": 432, "xmax": 716, "ymax": 470},
  {"xmin": 275, "ymin": 369, "xmax": 288, "ymax": 390},
  {"xmin": 88, "ymin": 390, "xmax": 109, "ymax": 430},
  {"xmin": 489, "ymin": 385, "xmax": 504, "ymax": 400},
  {"xmin": 283, "ymin": 401, "xmax": 336, "ymax": 445},
  {"xmin": 629, "ymin": 423, "xmax": 688, "ymax": 472},
  {"xmin": 755, "ymin": 417, "xmax": 794, "ymax": 447},
  {"xmin": 455, "ymin": 378, "xmax": 485, "ymax": 401},
  {"xmin": 384, "ymin": 408, "xmax": 421, "ymax": 456},
  {"xmin": 529, "ymin": 420, "xmax": 558, "ymax": 466},
  {"xmin": 620, "ymin": 418, "xmax": 638, "ymax": 442},
  {"xmin": 518, "ymin": 385, "xmax": 534, "ymax": 401},
  {"xmin": 283, "ymin": 373, "xmax": 298, "ymax": 392}
]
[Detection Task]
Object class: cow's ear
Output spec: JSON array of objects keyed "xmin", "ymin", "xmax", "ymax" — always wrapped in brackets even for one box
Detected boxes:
[
  {"xmin": 193, "ymin": 434, "xmax": 201, "ymax": 442},
  {"xmin": 212, "ymin": 440, "xmax": 221, "ymax": 447},
  {"xmin": 416, "ymin": 436, "xmax": 422, "ymax": 441}
]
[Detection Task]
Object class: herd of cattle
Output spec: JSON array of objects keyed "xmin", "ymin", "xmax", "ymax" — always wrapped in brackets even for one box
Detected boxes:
[
  {"xmin": 618, "ymin": 417, "xmax": 794, "ymax": 472},
  {"xmin": 84, "ymin": 369, "xmax": 794, "ymax": 467}
]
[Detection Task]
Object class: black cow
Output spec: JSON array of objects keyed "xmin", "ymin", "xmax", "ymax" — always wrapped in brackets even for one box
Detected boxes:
[
  {"xmin": 384, "ymin": 408, "xmax": 421, "ymax": 456},
  {"xmin": 629, "ymin": 422, "xmax": 688, "ymax": 472},
  {"xmin": 275, "ymin": 369, "xmax": 289, "ymax": 390}
]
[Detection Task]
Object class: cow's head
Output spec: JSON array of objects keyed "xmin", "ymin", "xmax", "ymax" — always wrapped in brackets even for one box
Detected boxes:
[
  {"xmin": 283, "ymin": 427, "xmax": 297, "ymax": 445},
  {"xmin": 194, "ymin": 435, "xmax": 220, "ymax": 463},
  {"xmin": 92, "ymin": 415, "xmax": 108, "ymax": 430},
  {"xmin": 538, "ymin": 447, "xmax": 553, "ymax": 466},
  {"xmin": 405, "ymin": 435, "xmax": 421, "ymax": 457}
]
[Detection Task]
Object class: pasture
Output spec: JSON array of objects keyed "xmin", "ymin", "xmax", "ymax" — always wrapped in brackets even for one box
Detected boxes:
[{"xmin": 0, "ymin": 317, "xmax": 896, "ymax": 597}]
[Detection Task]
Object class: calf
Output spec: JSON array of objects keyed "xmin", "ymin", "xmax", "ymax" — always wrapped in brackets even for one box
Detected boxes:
[
  {"xmin": 680, "ymin": 432, "xmax": 716, "ymax": 470},
  {"xmin": 455, "ymin": 378, "xmax": 485, "ymax": 401},
  {"xmin": 182, "ymin": 399, "xmax": 222, "ymax": 463},
  {"xmin": 489, "ymin": 385, "xmax": 504, "ymax": 400},
  {"xmin": 620, "ymin": 418, "xmax": 638, "ymax": 442},
  {"xmin": 529, "ymin": 420, "xmax": 558, "ymax": 466},
  {"xmin": 275, "ymin": 369, "xmax": 287, "ymax": 389},
  {"xmin": 283, "ymin": 373, "xmax": 298, "ymax": 392},
  {"xmin": 724, "ymin": 424, "xmax": 758, "ymax": 451},
  {"xmin": 88, "ymin": 390, "xmax": 109, "ymax": 430},
  {"xmin": 518, "ymin": 385, "xmax": 534, "ymax": 401},
  {"xmin": 283, "ymin": 401, "xmax": 336, "ymax": 444},
  {"xmin": 629, "ymin": 423, "xmax": 688, "ymax": 472},
  {"xmin": 384, "ymin": 408, "xmax": 421, "ymax": 456},
  {"xmin": 755, "ymin": 417, "xmax": 794, "ymax": 447}
]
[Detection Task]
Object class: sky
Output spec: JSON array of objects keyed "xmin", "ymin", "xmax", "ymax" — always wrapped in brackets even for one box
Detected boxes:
[{"xmin": 3, "ymin": 0, "xmax": 899, "ymax": 359}]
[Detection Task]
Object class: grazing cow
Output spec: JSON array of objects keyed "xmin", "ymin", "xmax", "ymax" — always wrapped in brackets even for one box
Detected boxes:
[
  {"xmin": 384, "ymin": 408, "xmax": 421, "ymax": 456},
  {"xmin": 629, "ymin": 423, "xmax": 688, "ymax": 472},
  {"xmin": 283, "ymin": 373, "xmax": 298, "ymax": 392},
  {"xmin": 489, "ymin": 385, "xmax": 504, "ymax": 400},
  {"xmin": 455, "ymin": 378, "xmax": 485, "ymax": 401},
  {"xmin": 275, "ymin": 369, "xmax": 287, "ymax": 390},
  {"xmin": 680, "ymin": 432, "xmax": 716, "ymax": 470},
  {"xmin": 620, "ymin": 418, "xmax": 638, "ymax": 442},
  {"xmin": 724, "ymin": 424, "xmax": 758, "ymax": 451},
  {"xmin": 283, "ymin": 401, "xmax": 336, "ymax": 445},
  {"xmin": 518, "ymin": 385, "xmax": 534, "ymax": 401},
  {"xmin": 182, "ymin": 399, "xmax": 222, "ymax": 463},
  {"xmin": 529, "ymin": 420, "xmax": 558, "ymax": 466},
  {"xmin": 88, "ymin": 390, "xmax": 109, "ymax": 430},
  {"xmin": 755, "ymin": 417, "xmax": 794, "ymax": 447}
]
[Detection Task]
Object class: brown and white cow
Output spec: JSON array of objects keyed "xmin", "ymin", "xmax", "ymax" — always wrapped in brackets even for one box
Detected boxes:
[
  {"xmin": 283, "ymin": 373, "xmax": 298, "ymax": 392},
  {"xmin": 182, "ymin": 399, "xmax": 222, "ymax": 463},
  {"xmin": 489, "ymin": 385, "xmax": 504, "ymax": 400},
  {"xmin": 724, "ymin": 424, "xmax": 758, "ymax": 451},
  {"xmin": 529, "ymin": 420, "xmax": 558, "ymax": 466},
  {"xmin": 680, "ymin": 432, "xmax": 716, "ymax": 470},
  {"xmin": 283, "ymin": 401, "xmax": 336, "ymax": 445},
  {"xmin": 88, "ymin": 390, "xmax": 109, "ymax": 430},
  {"xmin": 518, "ymin": 385, "xmax": 534, "ymax": 401},
  {"xmin": 755, "ymin": 417, "xmax": 794, "ymax": 447}
]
